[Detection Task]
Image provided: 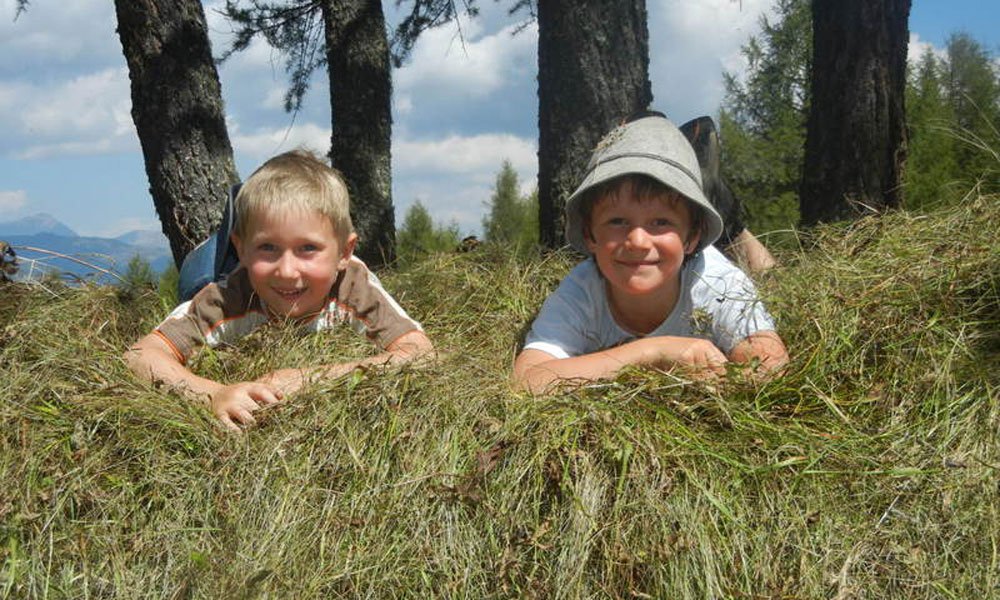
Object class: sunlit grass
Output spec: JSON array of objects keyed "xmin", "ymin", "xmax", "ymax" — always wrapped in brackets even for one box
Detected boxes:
[{"xmin": 1, "ymin": 192, "xmax": 997, "ymax": 597}]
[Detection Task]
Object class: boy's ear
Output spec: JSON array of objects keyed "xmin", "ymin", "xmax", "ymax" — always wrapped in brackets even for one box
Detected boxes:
[
  {"xmin": 230, "ymin": 233, "xmax": 246, "ymax": 263},
  {"xmin": 583, "ymin": 225, "xmax": 597, "ymax": 253},
  {"xmin": 684, "ymin": 228, "xmax": 702, "ymax": 255},
  {"xmin": 337, "ymin": 232, "xmax": 358, "ymax": 270}
]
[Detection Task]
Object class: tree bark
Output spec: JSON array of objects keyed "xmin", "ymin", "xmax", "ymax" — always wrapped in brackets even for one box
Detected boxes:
[
  {"xmin": 321, "ymin": 0, "xmax": 395, "ymax": 268},
  {"xmin": 799, "ymin": 0, "xmax": 910, "ymax": 226},
  {"xmin": 536, "ymin": 0, "xmax": 653, "ymax": 249},
  {"xmin": 114, "ymin": 0, "xmax": 239, "ymax": 266}
]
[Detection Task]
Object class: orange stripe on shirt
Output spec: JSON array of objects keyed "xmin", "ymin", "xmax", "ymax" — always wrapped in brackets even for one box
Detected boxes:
[{"xmin": 153, "ymin": 329, "xmax": 187, "ymax": 364}]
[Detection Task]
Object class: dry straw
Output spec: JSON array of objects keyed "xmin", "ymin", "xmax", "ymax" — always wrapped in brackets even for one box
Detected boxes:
[{"xmin": 0, "ymin": 192, "xmax": 997, "ymax": 597}]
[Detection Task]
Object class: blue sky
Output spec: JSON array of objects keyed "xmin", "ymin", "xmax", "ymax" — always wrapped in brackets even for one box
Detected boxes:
[{"xmin": 0, "ymin": 0, "xmax": 997, "ymax": 242}]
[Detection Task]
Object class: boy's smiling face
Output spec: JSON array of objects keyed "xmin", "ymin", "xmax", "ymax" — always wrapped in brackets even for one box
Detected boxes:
[
  {"xmin": 232, "ymin": 206, "xmax": 356, "ymax": 320},
  {"xmin": 585, "ymin": 180, "xmax": 700, "ymax": 308}
]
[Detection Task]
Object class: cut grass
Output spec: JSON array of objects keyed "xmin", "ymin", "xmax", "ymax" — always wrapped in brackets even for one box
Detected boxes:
[{"xmin": 1, "ymin": 193, "xmax": 997, "ymax": 598}]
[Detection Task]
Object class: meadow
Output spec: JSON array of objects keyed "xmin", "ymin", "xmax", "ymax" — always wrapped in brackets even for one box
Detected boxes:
[{"xmin": 1, "ymin": 192, "xmax": 997, "ymax": 598}]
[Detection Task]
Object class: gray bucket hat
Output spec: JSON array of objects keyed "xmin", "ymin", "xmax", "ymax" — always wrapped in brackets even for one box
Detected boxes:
[{"xmin": 564, "ymin": 115, "xmax": 724, "ymax": 255}]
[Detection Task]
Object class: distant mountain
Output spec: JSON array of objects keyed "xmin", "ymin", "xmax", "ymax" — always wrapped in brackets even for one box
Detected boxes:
[
  {"xmin": 4, "ymin": 232, "xmax": 172, "ymax": 284},
  {"xmin": 0, "ymin": 214, "xmax": 177, "ymax": 283},
  {"xmin": 0, "ymin": 213, "xmax": 77, "ymax": 237},
  {"xmin": 115, "ymin": 229, "xmax": 170, "ymax": 252}
]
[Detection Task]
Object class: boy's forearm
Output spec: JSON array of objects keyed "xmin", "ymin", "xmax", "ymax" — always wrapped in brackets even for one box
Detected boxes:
[
  {"xmin": 514, "ymin": 339, "xmax": 677, "ymax": 393},
  {"xmin": 259, "ymin": 330, "xmax": 435, "ymax": 394},
  {"xmin": 514, "ymin": 336, "xmax": 731, "ymax": 394},
  {"xmin": 514, "ymin": 352, "xmax": 627, "ymax": 393},
  {"xmin": 125, "ymin": 336, "xmax": 223, "ymax": 405}
]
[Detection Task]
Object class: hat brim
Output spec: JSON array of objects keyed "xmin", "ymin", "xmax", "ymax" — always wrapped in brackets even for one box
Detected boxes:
[{"xmin": 565, "ymin": 154, "xmax": 724, "ymax": 255}]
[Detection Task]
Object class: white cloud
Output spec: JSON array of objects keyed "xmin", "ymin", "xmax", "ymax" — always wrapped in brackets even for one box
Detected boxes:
[
  {"xmin": 262, "ymin": 87, "xmax": 289, "ymax": 111},
  {"xmin": 229, "ymin": 121, "xmax": 331, "ymax": 164},
  {"xmin": 204, "ymin": 0, "xmax": 298, "ymax": 74},
  {"xmin": 395, "ymin": 16, "xmax": 537, "ymax": 101},
  {"xmin": 20, "ymin": 68, "xmax": 132, "ymax": 135},
  {"xmin": 398, "ymin": 183, "xmax": 487, "ymax": 231},
  {"xmin": 0, "ymin": 67, "xmax": 136, "ymax": 158},
  {"xmin": 907, "ymin": 32, "xmax": 946, "ymax": 67},
  {"xmin": 394, "ymin": 133, "xmax": 536, "ymax": 176},
  {"xmin": 0, "ymin": 190, "xmax": 28, "ymax": 213},
  {"xmin": 393, "ymin": 94, "xmax": 414, "ymax": 116},
  {"xmin": 392, "ymin": 132, "xmax": 538, "ymax": 235},
  {"xmin": 15, "ymin": 139, "xmax": 118, "ymax": 160},
  {"xmin": 648, "ymin": 0, "xmax": 774, "ymax": 120},
  {"xmin": 0, "ymin": 0, "xmax": 119, "ymax": 69}
]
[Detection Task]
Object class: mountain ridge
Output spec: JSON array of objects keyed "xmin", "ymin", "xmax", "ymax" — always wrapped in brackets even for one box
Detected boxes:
[{"xmin": 1, "ymin": 214, "xmax": 173, "ymax": 282}]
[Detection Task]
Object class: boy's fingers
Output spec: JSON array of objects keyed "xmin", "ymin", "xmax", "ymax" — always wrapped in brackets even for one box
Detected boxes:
[
  {"xmin": 218, "ymin": 414, "xmax": 242, "ymax": 433},
  {"xmin": 234, "ymin": 408, "xmax": 257, "ymax": 426},
  {"xmin": 250, "ymin": 385, "xmax": 283, "ymax": 406}
]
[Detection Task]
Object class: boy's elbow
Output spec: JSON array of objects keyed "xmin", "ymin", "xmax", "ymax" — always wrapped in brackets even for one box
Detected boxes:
[
  {"xmin": 510, "ymin": 368, "xmax": 531, "ymax": 393},
  {"xmin": 388, "ymin": 330, "xmax": 435, "ymax": 362},
  {"xmin": 730, "ymin": 331, "xmax": 789, "ymax": 376},
  {"xmin": 512, "ymin": 350, "xmax": 560, "ymax": 395},
  {"xmin": 123, "ymin": 342, "xmax": 148, "ymax": 377}
]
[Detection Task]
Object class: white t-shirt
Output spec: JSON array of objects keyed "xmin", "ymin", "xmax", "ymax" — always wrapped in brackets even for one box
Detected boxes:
[{"xmin": 523, "ymin": 246, "xmax": 776, "ymax": 359}]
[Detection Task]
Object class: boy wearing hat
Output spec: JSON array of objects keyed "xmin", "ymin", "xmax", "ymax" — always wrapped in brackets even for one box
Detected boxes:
[{"xmin": 513, "ymin": 114, "xmax": 788, "ymax": 392}]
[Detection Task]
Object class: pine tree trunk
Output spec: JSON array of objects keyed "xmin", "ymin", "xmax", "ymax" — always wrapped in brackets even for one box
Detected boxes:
[
  {"xmin": 537, "ymin": 0, "xmax": 653, "ymax": 249},
  {"xmin": 321, "ymin": 0, "xmax": 395, "ymax": 268},
  {"xmin": 799, "ymin": 0, "xmax": 910, "ymax": 226},
  {"xmin": 114, "ymin": 0, "xmax": 239, "ymax": 266}
]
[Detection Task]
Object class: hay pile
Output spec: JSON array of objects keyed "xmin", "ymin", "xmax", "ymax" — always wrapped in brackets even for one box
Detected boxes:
[{"xmin": 1, "ymin": 194, "xmax": 997, "ymax": 597}]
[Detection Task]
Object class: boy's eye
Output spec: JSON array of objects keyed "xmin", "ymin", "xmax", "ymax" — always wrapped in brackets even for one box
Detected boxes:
[
  {"xmin": 257, "ymin": 243, "xmax": 277, "ymax": 252},
  {"xmin": 606, "ymin": 217, "xmax": 628, "ymax": 226},
  {"xmin": 300, "ymin": 244, "xmax": 320, "ymax": 253},
  {"xmin": 650, "ymin": 218, "xmax": 673, "ymax": 228}
]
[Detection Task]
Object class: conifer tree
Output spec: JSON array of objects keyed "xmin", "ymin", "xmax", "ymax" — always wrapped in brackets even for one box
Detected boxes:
[
  {"xmin": 720, "ymin": 0, "xmax": 811, "ymax": 234},
  {"xmin": 483, "ymin": 161, "xmax": 524, "ymax": 244},
  {"xmin": 905, "ymin": 48, "xmax": 959, "ymax": 210},
  {"xmin": 397, "ymin": 201, "xmax": 460, "ymax": 264},
  {"xmin": 482, "ymin": 161, "xmax": 538, "ymax": 251},
  {"xmin": 943, "ymin": 33, "xmax": 1000, "ymax": 191}
]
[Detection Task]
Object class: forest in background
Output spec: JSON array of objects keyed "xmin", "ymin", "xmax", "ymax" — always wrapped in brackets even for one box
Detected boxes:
[{"xmin": 719, "ymin": 0, "xmax": 999, "ymax": 239}]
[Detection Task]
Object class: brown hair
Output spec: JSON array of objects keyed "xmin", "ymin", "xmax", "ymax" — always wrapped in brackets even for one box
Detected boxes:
[{"xmin": 578, "ymin": 174, "xmax": 705, "ymax": 246}]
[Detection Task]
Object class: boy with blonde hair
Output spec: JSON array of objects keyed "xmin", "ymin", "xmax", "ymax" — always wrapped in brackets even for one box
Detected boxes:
[
  {"xmin": 514, "ymin": 113, "xmax": 787, "ymax": 392},
  {"xmin": 127, "ymin": 150, "xmax": 433, "ymax": 431}
]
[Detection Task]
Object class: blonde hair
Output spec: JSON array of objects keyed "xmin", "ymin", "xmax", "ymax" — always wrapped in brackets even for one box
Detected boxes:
[{"xmin": 234, "ymin": 149, "xmax": 353, "ymax": 241}]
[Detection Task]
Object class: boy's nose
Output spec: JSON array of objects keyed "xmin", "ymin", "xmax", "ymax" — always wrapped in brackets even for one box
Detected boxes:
[
  {"xmin": 274, "ymin": 252, "xmax": 300, "ymax": 278},
  {"xmin": 624, "ymin": 226, "xmax": 652, "ymax": 249}
]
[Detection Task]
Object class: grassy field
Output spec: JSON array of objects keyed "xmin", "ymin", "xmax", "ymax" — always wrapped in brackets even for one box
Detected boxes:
[{"xmin": 1, "ymin": 193, "xmax": 997, "ymax": 598}]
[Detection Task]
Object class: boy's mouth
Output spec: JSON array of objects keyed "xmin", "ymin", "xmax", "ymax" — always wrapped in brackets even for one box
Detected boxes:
[
  {"xmin": 617, "ymin": 258, "xmax": 660, "ymax": 267},
  {"xmin": 272, "ymin": 287, "xmax": 306, "ymax": 301}
]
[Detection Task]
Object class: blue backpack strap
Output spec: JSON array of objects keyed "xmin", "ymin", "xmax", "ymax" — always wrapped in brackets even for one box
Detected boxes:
[
  {"xmin": 214, "ymin": 183, "xmax": 241, "ymax": 280},
  {"xmin": 177, "ymin": 183, "xmax": 242, "ymax": 302}
]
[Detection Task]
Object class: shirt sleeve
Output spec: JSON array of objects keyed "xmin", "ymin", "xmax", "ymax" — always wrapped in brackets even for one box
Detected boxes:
[
  {"xmin": 154, "ymin": 284, "xmax": 229, "ymax": 363},
  {"xmin": 153, "ymin": 270, "xmax": 267, "ymax": 363},
  {"xmin": 334, "ymin": 258, "xmax": 422, "ymax": 349},
  {"xmin": 522, "ymin": 271, "xmax": 599, "ymax": 359},
  {"xmin": 701, "ymin": 265, "xmax": 776, "ymax": 354}
]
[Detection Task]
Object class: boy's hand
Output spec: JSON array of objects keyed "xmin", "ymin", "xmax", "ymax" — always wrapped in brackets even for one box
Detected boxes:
[
  {"xmin": 645, "ymin": 336, "xmax": 729, "ymax": 378},
  {"xmin": 728, "ymin": 330, "xmax": 789, "ymax": 380},
  {"xmin": 256, "ymin": 368, "xmax": 309, "ymax": 396},
  {"xmin": 210, "ymin": 382, "xmax": 283, "ymax": 432}
]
